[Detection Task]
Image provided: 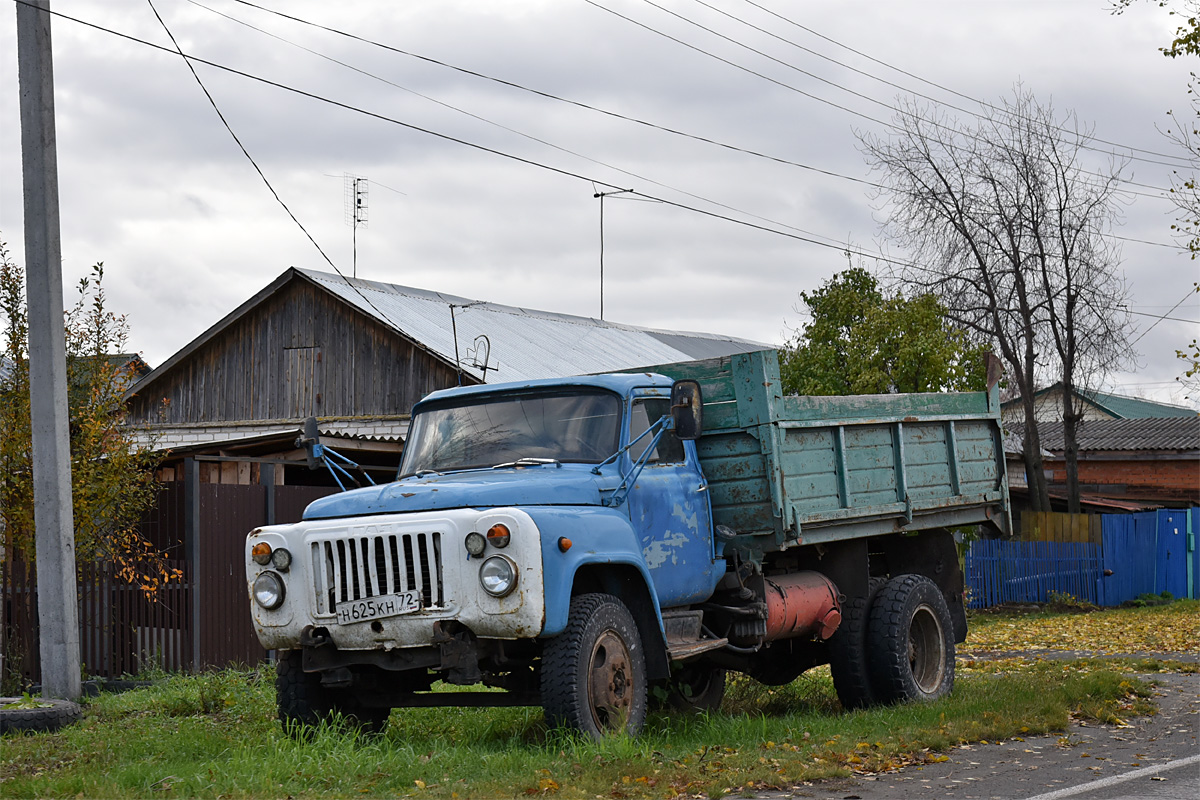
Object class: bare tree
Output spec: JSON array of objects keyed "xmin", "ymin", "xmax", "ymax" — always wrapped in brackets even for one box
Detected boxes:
[{"xmin": 858, "ymin": 87, "xmax": 1134, "ymax": 512}]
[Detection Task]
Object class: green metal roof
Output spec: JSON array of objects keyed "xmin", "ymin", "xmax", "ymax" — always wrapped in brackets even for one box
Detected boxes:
[
  {"xmin": 1084, "ymin": 388, "xmax": 1196, "ymax": 419},
  {"xmin": 1002, "ymin": 382, "xmax": 1197, "ymax": 419}
]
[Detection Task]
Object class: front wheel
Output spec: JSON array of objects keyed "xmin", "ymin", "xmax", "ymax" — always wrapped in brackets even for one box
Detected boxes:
[
  {"xmin": 541, "ymin": 593, "xmax": 648, "ymax": 738},
  {"xmin": 866, "ymin": 574, "xmax": 955, "ymax": 704}
]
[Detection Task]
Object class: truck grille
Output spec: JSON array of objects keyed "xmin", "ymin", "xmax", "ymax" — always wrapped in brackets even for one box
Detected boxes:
[{"xmin": 310, "ymin": 531, "xmax": 445, "ymax": 615}]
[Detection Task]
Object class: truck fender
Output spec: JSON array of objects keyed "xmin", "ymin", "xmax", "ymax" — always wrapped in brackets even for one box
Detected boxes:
[{"xmin": 524, "ymin": 506, "xmax": 671, "ymax": 680}]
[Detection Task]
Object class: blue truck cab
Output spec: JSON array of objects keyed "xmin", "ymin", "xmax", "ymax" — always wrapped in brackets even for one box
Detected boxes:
[{"xmin": 246, "ymin": 351, "xmax": 1010, "ymax": 738}]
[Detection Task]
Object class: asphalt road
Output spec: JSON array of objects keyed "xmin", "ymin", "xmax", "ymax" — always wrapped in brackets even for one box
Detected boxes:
[{"xmin": 759, "ymin": 672, "xmax": 1199, "ymax": 800}]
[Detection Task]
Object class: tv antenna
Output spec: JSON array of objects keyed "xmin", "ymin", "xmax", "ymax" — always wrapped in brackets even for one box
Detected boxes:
[
  {"xmin": 449, "ymin": 301, "xmax": 486, "ymax": 385},
  {"xmin": 593, "ymin": 188, "xmax": 631, "ymax": 320},
  {"xmin": 344, "ymin": 174, "xmax": 368, "ymax": 278}
]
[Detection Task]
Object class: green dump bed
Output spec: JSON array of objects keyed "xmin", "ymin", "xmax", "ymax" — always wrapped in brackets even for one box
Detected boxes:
[{"xmin": 649, "ymin": 350, "xmax": 1011, "ymax": 549}]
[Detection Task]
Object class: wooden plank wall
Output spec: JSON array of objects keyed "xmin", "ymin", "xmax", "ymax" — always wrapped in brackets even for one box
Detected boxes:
[
  {"xmin": 1019, "ymin": 511, "xmax": 1102, "ymax": 546},
  {"xmin": 127, "ymin": 277, "xmax": 464, "ymax": 425}
]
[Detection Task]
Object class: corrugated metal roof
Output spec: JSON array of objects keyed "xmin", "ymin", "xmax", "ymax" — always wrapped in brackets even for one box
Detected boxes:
[
  {"xmin": 298, "ymin": 268, "xmax": 769, "ymax": 383},
  {"xmin": 1009, "ymin": 417, "xmax": 1200, "ymax": 452}
]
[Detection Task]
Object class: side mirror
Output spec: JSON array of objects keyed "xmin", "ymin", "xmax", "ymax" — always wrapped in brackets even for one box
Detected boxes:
[{"xmin": 670, "ymin": 380, "xmax": 703, "ymax": 440}]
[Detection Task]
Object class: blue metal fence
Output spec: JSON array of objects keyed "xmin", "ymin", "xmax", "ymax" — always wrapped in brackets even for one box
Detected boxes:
[
  {"xmin": 964, "ymin": 539, "xmax": 1102, "ymax": 608},
  {"xmin": 967, "ymin": 507, "xmax": 1199, "ymax": 609}
]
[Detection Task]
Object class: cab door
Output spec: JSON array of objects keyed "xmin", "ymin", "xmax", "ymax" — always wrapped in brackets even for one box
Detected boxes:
[{"xmin": 624, "ymin": 392, "xmax": 721, "ymax": 607}]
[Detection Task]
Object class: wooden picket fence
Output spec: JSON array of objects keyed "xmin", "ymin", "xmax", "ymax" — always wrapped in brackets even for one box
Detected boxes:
[{"xmin": 1019, "ymin": 511, "xmax": 1102, "ymax": 545}]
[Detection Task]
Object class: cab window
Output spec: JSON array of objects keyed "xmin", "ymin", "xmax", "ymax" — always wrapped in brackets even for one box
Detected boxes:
[{"xmin": 628, "ymin": 398, "xmax": 685, "ymax": 464}]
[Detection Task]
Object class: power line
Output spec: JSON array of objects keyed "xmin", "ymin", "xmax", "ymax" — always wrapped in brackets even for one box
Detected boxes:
[
  {"xmin": 187, "ymin": 0, "xmax": 853, "ymax": 248},
  {"xmin": 1130, "ymin": 289, "xmax": 1199, "ymax": 345},
  {"xmin": 28, "ymin": 2, "xmax": 878, "ymax": 262},
  {"xmin": 1126, "ymin": 309, "xmax": 1199, "ymax": 323},
  {"xmin": 220, "ymin": 0, "xmax": 882, "ymax": 191},
  {"xmin": 731, "ymin": 0, "xmax": 1196, "ymax": 168},
  {"xmin": 139, "ymin": 0, "xmax": 406, "ymax": 329},
  {"xmin": 588, "ymin": 0, "xmax": 1171, "ymax": 198},
  {"xmin": 227, "ymin": 0, "xmax": 1183, "ymax": 213},
  {"xmin": 21, "ymin": 1, "xmax": 1189, "ymax": 276}
]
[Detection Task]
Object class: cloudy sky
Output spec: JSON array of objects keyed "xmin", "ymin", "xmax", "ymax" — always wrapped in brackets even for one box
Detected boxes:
[{"xmin": 1, "ymin": 0, "xmax": 1197, "ymax": 406}]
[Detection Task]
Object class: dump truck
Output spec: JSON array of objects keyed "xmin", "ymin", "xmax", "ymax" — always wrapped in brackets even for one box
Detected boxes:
[{"xmin": 246, "ymin": 350, "xmax": 1010, "ymax": 737}]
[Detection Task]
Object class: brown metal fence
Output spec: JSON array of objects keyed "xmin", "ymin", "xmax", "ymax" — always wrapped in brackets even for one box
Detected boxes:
[{"xmin": 2, "ymin": 477, "xmax": 336, "ymax": 687}]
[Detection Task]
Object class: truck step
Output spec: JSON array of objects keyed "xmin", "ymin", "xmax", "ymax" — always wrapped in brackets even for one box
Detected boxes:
[
  {"xmin": 666, "ymin": 636, "xmax": 729, "ymax": 661},
  {"xmin": 662, "ymin": 610, "xmax": 728, "ymax": 661}
]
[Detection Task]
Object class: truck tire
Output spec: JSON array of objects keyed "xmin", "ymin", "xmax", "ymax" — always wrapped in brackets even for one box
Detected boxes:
[
  {"xmin": 827, "ymin": 577, "xmax": 885, "ymax": 710},
  {"xmin": 664, "ymin": 665, "xmax": 725, "ymax": 713},
  {"xmin": 276, "ymin": 650, "xmax": 388, "ymax": 736},
  {"xmin": 0, "ymin": 698, "xmax": 82, "ymax": 734},
  {"xmin": 541, "ymin": 593, "xmax": 647, "ymax": 738},
  {"xmin": 866, "ymin": 574, "xmax": 955, "ymax": 704}
]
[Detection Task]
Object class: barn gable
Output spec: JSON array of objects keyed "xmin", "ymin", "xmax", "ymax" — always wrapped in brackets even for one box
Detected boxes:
[{"xmin": 125, "ymin": 269, "xmax": 466, "ymax": 430}]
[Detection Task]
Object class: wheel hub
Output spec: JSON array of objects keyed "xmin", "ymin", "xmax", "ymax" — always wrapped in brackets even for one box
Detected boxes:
[
  {"xmin": 908, "ymin": 603, "xmax": 946, "ymax": 694},
  {"xmin": 588, "ymin": 629, "xmax": 633, "ymax": 729}
]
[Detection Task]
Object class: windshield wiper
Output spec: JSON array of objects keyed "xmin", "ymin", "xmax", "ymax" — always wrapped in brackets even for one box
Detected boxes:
[
  {"xmin": 413, "ymin": 469, "xmax": 443, "ymax": 478},
  {"xmin": 492, "ymin": 457, "xmax": 561, "ymax": 469}
]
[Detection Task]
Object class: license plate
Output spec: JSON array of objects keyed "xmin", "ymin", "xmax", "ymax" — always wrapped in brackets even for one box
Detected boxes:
[{"xmin": 335, "ymin": 591, "xmax": 421, "ymax": 625}]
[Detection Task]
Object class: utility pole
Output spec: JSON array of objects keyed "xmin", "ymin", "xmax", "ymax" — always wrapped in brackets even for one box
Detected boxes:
[{"xmin": 17, "ymin": 0, "xmax": 81, "ymax": 701}]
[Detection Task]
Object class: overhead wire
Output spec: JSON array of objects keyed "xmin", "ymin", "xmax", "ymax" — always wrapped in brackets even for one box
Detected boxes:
[
  {"xmin": 221, "ymin": 0, "xmax": 882, "ymax": 191},
  {"xmin": 139, "ymin": 0, "xmax": 450, "ymax": 329},
  {"xmin": 187, "ymin": 0, "xmax": 853, "ymax": 248},
  {"xmin": 1130, "ymin": 290, "xmax": 1199, "ymax": 345},
  {"xmin": 591, "ymin": 0, "xmax": 1171, "ymax": 197},
  {"xmin": 224, "ymin": 0, "xmax": 1185, "ymax": 220},
  {"xmin": 23, "ymin": 1, "xmax": 909, "ymax": 266},
  {"xmin": 18, "ymin": 0, "xmax": 1189, "ymax": 279},
  {"xmin": 200, "ymin": 1, "xmax": 1186, "ymax": 255},
  {"xmin": 730, "ymin": 0, "xmax": 1196, "ymax": 168}
]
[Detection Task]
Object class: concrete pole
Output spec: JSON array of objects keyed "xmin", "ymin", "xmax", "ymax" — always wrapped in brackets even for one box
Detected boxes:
[{"xmin": 16, "ymin": 0, "xmax": 81, "ymax": 701}]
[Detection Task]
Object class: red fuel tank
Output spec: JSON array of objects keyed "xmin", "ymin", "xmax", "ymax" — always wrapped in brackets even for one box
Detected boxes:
[{"xmin": 762, "ymin": 571, "xmax": 842, "ymax": 641}]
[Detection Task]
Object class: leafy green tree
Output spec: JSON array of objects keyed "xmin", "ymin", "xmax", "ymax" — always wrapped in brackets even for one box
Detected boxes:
[
  {"xmin": 780, "ymin": 267, "xmax": 987, "ymax": 396},
  {"xmin": 0, "ymin": 239, "xmax": 175, "ymax": 598}
]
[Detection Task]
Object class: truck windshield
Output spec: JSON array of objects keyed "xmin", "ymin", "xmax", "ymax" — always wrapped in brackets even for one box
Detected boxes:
[{"xmin": 399, "ymin": 389, "xmax": 623, "ymax": 476}]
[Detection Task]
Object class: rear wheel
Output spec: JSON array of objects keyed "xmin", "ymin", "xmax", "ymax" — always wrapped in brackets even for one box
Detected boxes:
[
  {"xmin": 828, "ymin": 576, "xmax": 885, "ymax": 710},
  {"xmin": 276, "ymin": 650, "xmax": 388, "ymax": 736},
  {"xmin": 866, "ymin": 574, "xmax": 955, "ymax": 704},
  {"xmin": 664, "ymin": 664, "xmax": 725, "ymax": 713},
  {"xmin": 541, "ymin": 593, "xmax": 647, "ymax": 738}
]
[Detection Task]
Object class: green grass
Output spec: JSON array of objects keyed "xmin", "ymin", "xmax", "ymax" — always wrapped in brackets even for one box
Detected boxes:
[{"xmin": 0, "ymin": 663, "xmax": 1157, "ymax": 799}]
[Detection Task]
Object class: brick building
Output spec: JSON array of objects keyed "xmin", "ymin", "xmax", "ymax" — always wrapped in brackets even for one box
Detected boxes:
[{"xmin": 1007, "ymin": 416, "xmax": 1199, "ymax": 507}]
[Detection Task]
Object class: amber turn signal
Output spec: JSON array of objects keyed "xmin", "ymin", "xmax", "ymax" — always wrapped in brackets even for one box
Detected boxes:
[
  {"xmin": 251, "ymin": 542, "xmax": 272, "ymax": 565},
  {"xmin": 557, "ymin": 537, "xmax": 572, "ymax": 552},
  {"xmin": 486, "ymin": 523, "xmax": 511, "ymax": 548}
]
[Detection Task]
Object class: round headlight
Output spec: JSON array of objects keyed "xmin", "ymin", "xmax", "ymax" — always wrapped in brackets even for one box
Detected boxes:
[
  {"xmin": 464, "ymin": 532, "xmax": 487, "ymax": 557},
  {"xmin": 479, "ymin": 556, "xmax": 517, "ymax": 597},
  {"xmin": 486, "ymin": 523, "xmax": 511, "ymax": 548},
  {"xmin": 253, "ymin": 571, "xmax": 285, "ymax": 610}
]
